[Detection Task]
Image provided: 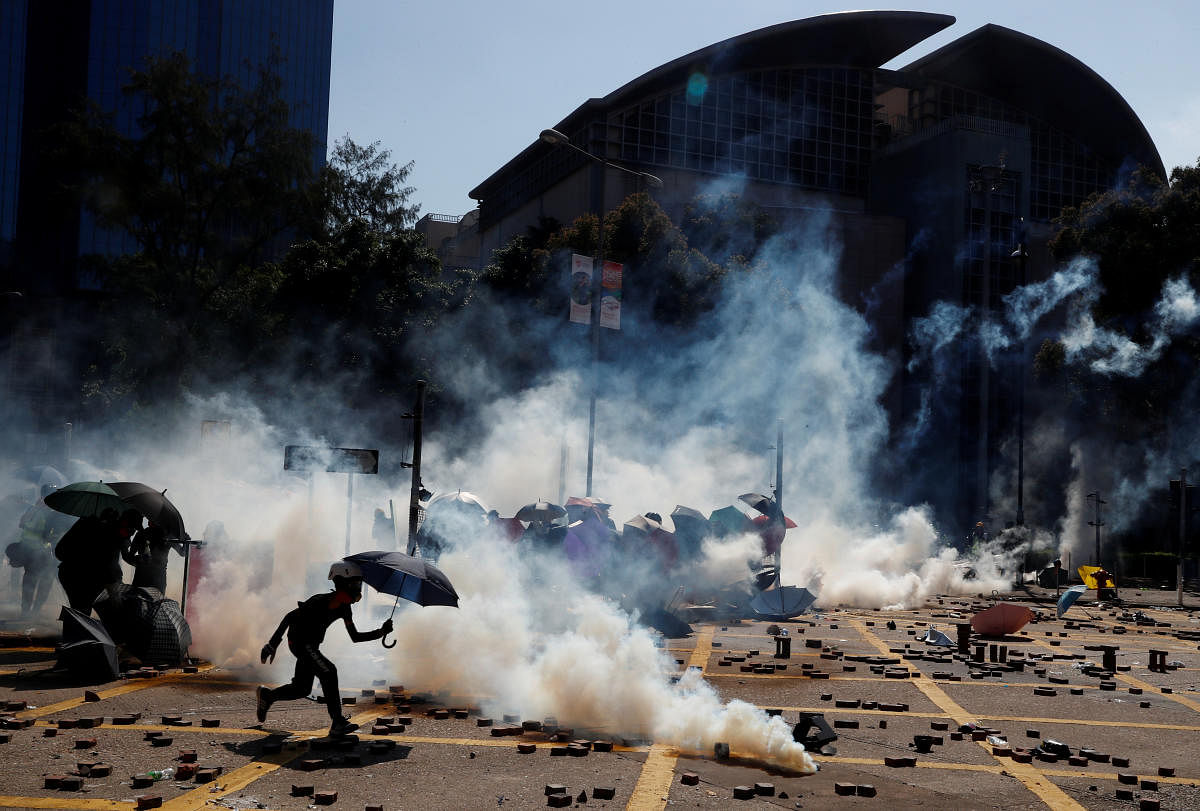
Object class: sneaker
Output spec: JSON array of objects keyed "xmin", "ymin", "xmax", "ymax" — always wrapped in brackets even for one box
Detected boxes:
[
  {"xmin": 256, "ymin": 686, "xmax": 272, "ymax": 723},
  {"xmin": 329, "ymin": 716, "xmax": 359, "ymax": 737}
]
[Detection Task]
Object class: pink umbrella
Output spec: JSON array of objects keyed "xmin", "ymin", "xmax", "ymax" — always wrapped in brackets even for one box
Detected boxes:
[{"xmin": 970, "ymin": 602, "xmax": 1033, "ymax": 636}]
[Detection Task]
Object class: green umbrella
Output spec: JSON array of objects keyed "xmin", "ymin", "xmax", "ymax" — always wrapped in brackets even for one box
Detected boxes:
[{"xmin": 44, "ymin": 481, "xmax": 126, "ymax": 518}]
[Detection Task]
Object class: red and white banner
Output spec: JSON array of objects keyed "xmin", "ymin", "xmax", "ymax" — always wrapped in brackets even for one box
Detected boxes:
[{"xmin": 599, "ymin": 260, "xmax": 622, "ymax": 330}]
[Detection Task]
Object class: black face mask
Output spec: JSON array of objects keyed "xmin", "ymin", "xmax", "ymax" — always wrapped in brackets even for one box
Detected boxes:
[{"xmin": 336, "ymin": 577, "xmax": 363, "ymax": 602}]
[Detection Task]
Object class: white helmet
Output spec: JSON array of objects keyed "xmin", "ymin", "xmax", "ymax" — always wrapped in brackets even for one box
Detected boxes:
[{"xmin": 328, "ymin": 561, "xmax": 363, "ymax": 581}]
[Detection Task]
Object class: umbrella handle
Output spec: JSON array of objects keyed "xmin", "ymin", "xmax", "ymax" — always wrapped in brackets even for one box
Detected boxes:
[{"xmin": 380, "ymin": 593, "xmax": 400, "ymax": 649}]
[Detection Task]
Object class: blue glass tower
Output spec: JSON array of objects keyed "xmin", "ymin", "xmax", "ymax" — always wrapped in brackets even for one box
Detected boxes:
[{"xmin": 0, "ymin": 0, "xmax": 334, "ymax": 293}]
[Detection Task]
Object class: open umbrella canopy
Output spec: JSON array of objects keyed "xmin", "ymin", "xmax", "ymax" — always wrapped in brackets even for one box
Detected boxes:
[
  {"xmin": 1057, "ymin": 584, "xmax": 1088, "ymax": 618},
  {"xmin": 709, "ymin": 505, "xmax": 756, "ymax": 537},
  {"xmin": 515, "ymin": 500, "xmax": 566, "ymax": 523},
  {"xmin": 57, "ymin": 606, "xmax": 120, "ymax": 682},
  {"xmin": 345, "ymin": 550, "xmax": 459, "ymax": 608},
  {"xmin": 17, "ymin": 465, "xmax": 67, "ymax": 490},
  {"xmin": 108, "ymin": 482, "xmax": 186, "ymax": 540},
  {"xmin": 749, "ymin": 586, "xmax": 816, "ymax": 619},
  {"xmin": 44, "ymin": 481, "xmax": 126, "ymax": 518},
  {"xmin": 971, "ymin": 602, "xmax": 1034, "ymax": 636},
  {"xmin": 739, "ymin": 492, "xmax": 776, "ymax": 516},
  {"xmin": 427, "ymin": 490, "xmax": 490, "ymax": 515},
  {"xmin": 919, "ymin": 627, "xmax": 955, "ymax": 647},
  {"xmin": 44, "ymin": 481, "xmax": 186, "ymax": 539},
  {"xmin": 623, "ymin": 514, "xmax": 664, "ymax": 538}
]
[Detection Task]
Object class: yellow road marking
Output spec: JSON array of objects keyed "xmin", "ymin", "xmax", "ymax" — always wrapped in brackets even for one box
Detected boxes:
[
  {"xmin": 846, "ymin": 618, "xmax": 1084, "ymax": 811},
  {"xmin": 0, "ymin": 799, "xmax": 130, "ymax": 809},
  {"xmin": 15, "ymin": 666, "xmax": 216, "ymax": 721},
  {"xmin": 160, "ymin": 747, "xmax": 303, "ymax": 811},
  {"xmin": 621, "ymin": 626, "xmax": 714, "ymax": 811},
  {"xmin": 626, "ymin": 744, "xmax": 680, "ymax": 811}
]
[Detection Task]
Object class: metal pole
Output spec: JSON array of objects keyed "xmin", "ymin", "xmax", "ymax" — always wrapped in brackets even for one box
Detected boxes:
[
  {"xmin": 1014, "ymin": 240, "xmax": 1027, "ymax": 527},
  {"xmin": 774, "ymin": 421, "xmax": 784, "ymax": 610},
  {"xmin": 586, "ymin": 152, "xmax": 606, "ymax": 498},
  {"xmin": 1179, "ymin": 468, "xmax": 1188, "ymax": 607},
  {"xmin": 407, "ymin": 380, "xmax": 426, "ymax": 556},
  {"xmin": 344, "ymin": 472, "xmax": 354, "ymax": 556},
  {"xmin": 558, "ymin": 434, "xmax": 568, "ymax": 506}
]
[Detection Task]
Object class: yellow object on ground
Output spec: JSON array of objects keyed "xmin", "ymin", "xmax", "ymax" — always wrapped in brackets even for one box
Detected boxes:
[{"xmin": 1078, "ymin": 565, "xmax": 1116, "ymax": 590}]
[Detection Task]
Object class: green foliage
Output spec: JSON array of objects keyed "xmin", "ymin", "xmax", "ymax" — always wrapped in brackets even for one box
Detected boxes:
[
  {"xmin": 1043, "ymin": 160, "xmax": 1200, "ymax": 436},
  {"xmin": 305, "ymin": 136, "xmax": 420, "ymax": 237},
  {"xmin": 1052, "ymin": 163, "xmax": 1200, "ymax": 326},
  {"xmin": 56, "ymin": 51, "xmax": 317, "ymax": 408}
]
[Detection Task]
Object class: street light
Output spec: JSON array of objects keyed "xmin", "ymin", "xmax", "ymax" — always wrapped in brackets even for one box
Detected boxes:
[
  {"xmin": 1011, "ymin": 240, "xmax": 1028, "ymax": 527},
  {"xmin": 539, "ymin": 127, "xmax": 663, "ymax": 496},
  {"xmin": 1087, "ymin": 490, "xmax": 1106, "ymax": 567}
]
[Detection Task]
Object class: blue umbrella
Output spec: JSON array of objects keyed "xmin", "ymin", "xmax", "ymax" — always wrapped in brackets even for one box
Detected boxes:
[
  {"xmin": 344, "ymin": 550, "xmax": 460, "ymax": 647},
  {"xmin": 1057, "ymin": 584, "xmax": 1088, "ymax": 618}
]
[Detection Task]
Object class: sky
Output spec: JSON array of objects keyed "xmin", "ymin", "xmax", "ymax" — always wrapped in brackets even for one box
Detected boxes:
[{"xmin": 326, "ymin": 1, "xmax": 1200, "ymax": 219}]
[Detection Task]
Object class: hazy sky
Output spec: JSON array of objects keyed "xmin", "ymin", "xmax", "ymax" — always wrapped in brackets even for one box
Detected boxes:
[{"xmin": 327, "ymin": 1, "xmax": 1198, "ymax": 218}]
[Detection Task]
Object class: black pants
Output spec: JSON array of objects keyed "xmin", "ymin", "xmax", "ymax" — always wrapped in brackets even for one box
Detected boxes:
[
  {"xmin": 264, "ymin": 641, "xmax": 342, "ymax": 721},
  {"xmin": 58, "ymin": 568, "xmax": 105, "ymax": 613},
  {"xmin": 21, "ymin": 562, "xmax": 53, "ymax": 614}
]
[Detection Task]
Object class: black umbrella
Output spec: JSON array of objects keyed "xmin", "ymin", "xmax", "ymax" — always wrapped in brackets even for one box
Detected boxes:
[
  {"xmin": 738, "ymin": 492, "xmax": 776, "ymax": 516},
  {"xmin": 515, "ymin": 500, "xmax": 566, "ymax": 523},
  {"xmin": 108, "ymin": 482, "xmax": 186, "ymax": 540},
  {"xmin": 344, "ymin": 550, "xmax": 460, "ymax": 648},
  {"xmin": 57, "ymin": 607, "xmax": 120, "ymax": 682}
]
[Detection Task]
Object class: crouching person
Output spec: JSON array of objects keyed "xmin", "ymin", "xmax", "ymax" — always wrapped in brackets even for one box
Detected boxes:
[{"xmin": 256, "ymin": 561, "xmax": 392, "ymax": 737}]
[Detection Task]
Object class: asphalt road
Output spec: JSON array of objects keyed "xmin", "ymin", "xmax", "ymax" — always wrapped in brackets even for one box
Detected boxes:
[{"xmin": 1, "ymin": 585, "xmax": 1199, "ymax": 810}]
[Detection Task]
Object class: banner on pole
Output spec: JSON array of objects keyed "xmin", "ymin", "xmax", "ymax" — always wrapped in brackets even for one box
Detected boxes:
[
  {"xmin": 599, "ymin": 260, "xmax": 622, "ymax": 330},
  {"xmin": 569, "ymin": 254, "xmax": 592, "ymax": 325}
]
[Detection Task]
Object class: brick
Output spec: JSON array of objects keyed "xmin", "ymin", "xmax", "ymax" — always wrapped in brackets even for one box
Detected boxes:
[
  {"xmin": 547, "ymin": 795, "xmax": 571, "ymax": 808},
  {"xmin": 1141, "ymin": 779, "xmax": 1158, "ymax": 791},
  {"xmin": 833, "ymin": 782, "xmax": 857, "ymax": 796},
  {"xmin": 44, "ymin": 774, "xmax": 67, "ymax": 788},
  {"xmin": 476, "ymin": 717, "xmax": 492, "ymax": 727},
  {"xmin": 733, "ymin": 785, "xmax": 756, "ymax": 799},
  {"xmin": 567, "ymin": 743, "xmax": 589, "ymax": 756},
  {"xmin": 592, "ymin": 787, "xmax": 615, "ymax": 800},
  {"xmin": 75, "ymin": 738, "xmax": 97, "ymax": 749},
  {"xmin": 112, "ymin": 715, "xmax": 137, "ymax": 725},
  {"xmin": 88, "ymin": 764, "xmax": 112, "ymax": 777},
  {"xmin": 1140, "ymin": 800, "xmax": 1161, "ymax": 811},
  {"xmin": 754, "ymin": 782, "xmax": 775, "ymax": 796},
  {"xmin": 1117, "ymin": 773, "xmax": 1137, "ymax": 785},
  {"xmin": 161, "ymin": 715, "xmax": 181, "ymax": 725},
  {"xmin": 291, "ymin": 785, "xmax": 314, "ymax": 796},
  {"xmin": 201, "ymin": 718, "xmax": 220, "ymax": 728},
  {"xmin": 150, "ymin": 736, "xmax": 173, "ymax": 747},
  {"xmin": 313, "ymin": 790, "xmax": 338, "ymax": 805},
  {"xmin": 175, "ymin": 763, "xmax": 198, "ymax": 779},
  {"xmin": 857, "ymin": 784, "xmax": 877, "ymax": 797},
  {"xmin": 43, "ymin": 726, "xmax": 58, "ymax": 737},
  {"xmin": 84, "ymin": 690, "xmax": 101, "ymax": 702},
  {"xmin": 194, "ymin": 768, "xmax": 219, "ymax": 783},
  {"xmin": 517, "ymin": 743, "xmax": 536, "ymax": 754},
  {"xmin": 545, "ymin": 784, "xmax": 567, "ymax": 795},
  {"xmin": 135, "ymin": 796, "xmax": 162, "ymax": 809},
  {"xmin": 131, "ymin": 775, "xmax": 155, "ymax": 788},
  {"xmin": 1158, "ymin": 766, "xmax": 1175, "ymax": 777},
  {"xmin": 1116, "ymin": 789, "xmax": 1135, "ymax": 801},
  {"xmin": 884, "ymin": 756, "xmax": 916, "ymax": 767},
  {"xmin": 681, "ymin": 772, "xmax": 699, "ymax": 785},
  {"xmin": 300, "ymin": 759, "xmax": 325, "ymax": 771},
  {"xmin": 592, "ymin": 740, "xmax": 613, "ymax": 752},
  {"xmin": 1112, "ymin": 756, "xmax": 1130, "ymax": 768},
  {"xmin": 834, "ymin": 720, "xmax": 859, "ymax": 729}
]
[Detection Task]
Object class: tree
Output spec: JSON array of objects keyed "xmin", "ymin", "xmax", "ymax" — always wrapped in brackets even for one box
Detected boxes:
[
  {"xmin": 57, "ymin": 51, "xmax": 318, "ymax": 407},
  {"xmin": 304, "ymin": 136, "xmax": 420, "ymax": 238},
  {"xmin": 270, "ymin": 137, "xmax": 475, "ymax": 403}
]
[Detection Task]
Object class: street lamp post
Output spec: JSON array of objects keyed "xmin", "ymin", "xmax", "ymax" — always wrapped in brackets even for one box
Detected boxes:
[
  {"xmin": 539, "ymin": 128, "xmax": 662, "ymax": 496},
  {"xmin": 1011, "ymin": 239, "xmax": 1028, "ymax": 527},
  {"xmin": 1087, "ymin": 490, "xmax": 1106, "ymax": 567}
]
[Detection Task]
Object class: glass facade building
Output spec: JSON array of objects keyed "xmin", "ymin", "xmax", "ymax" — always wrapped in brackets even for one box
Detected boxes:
[
  {"xmin": 469, "ymin": 12, "xmax": 1164, "ymax": 540},
  {"xmin": 1, "ymin": 0, "xmax": 334, "ymax": 290}
]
